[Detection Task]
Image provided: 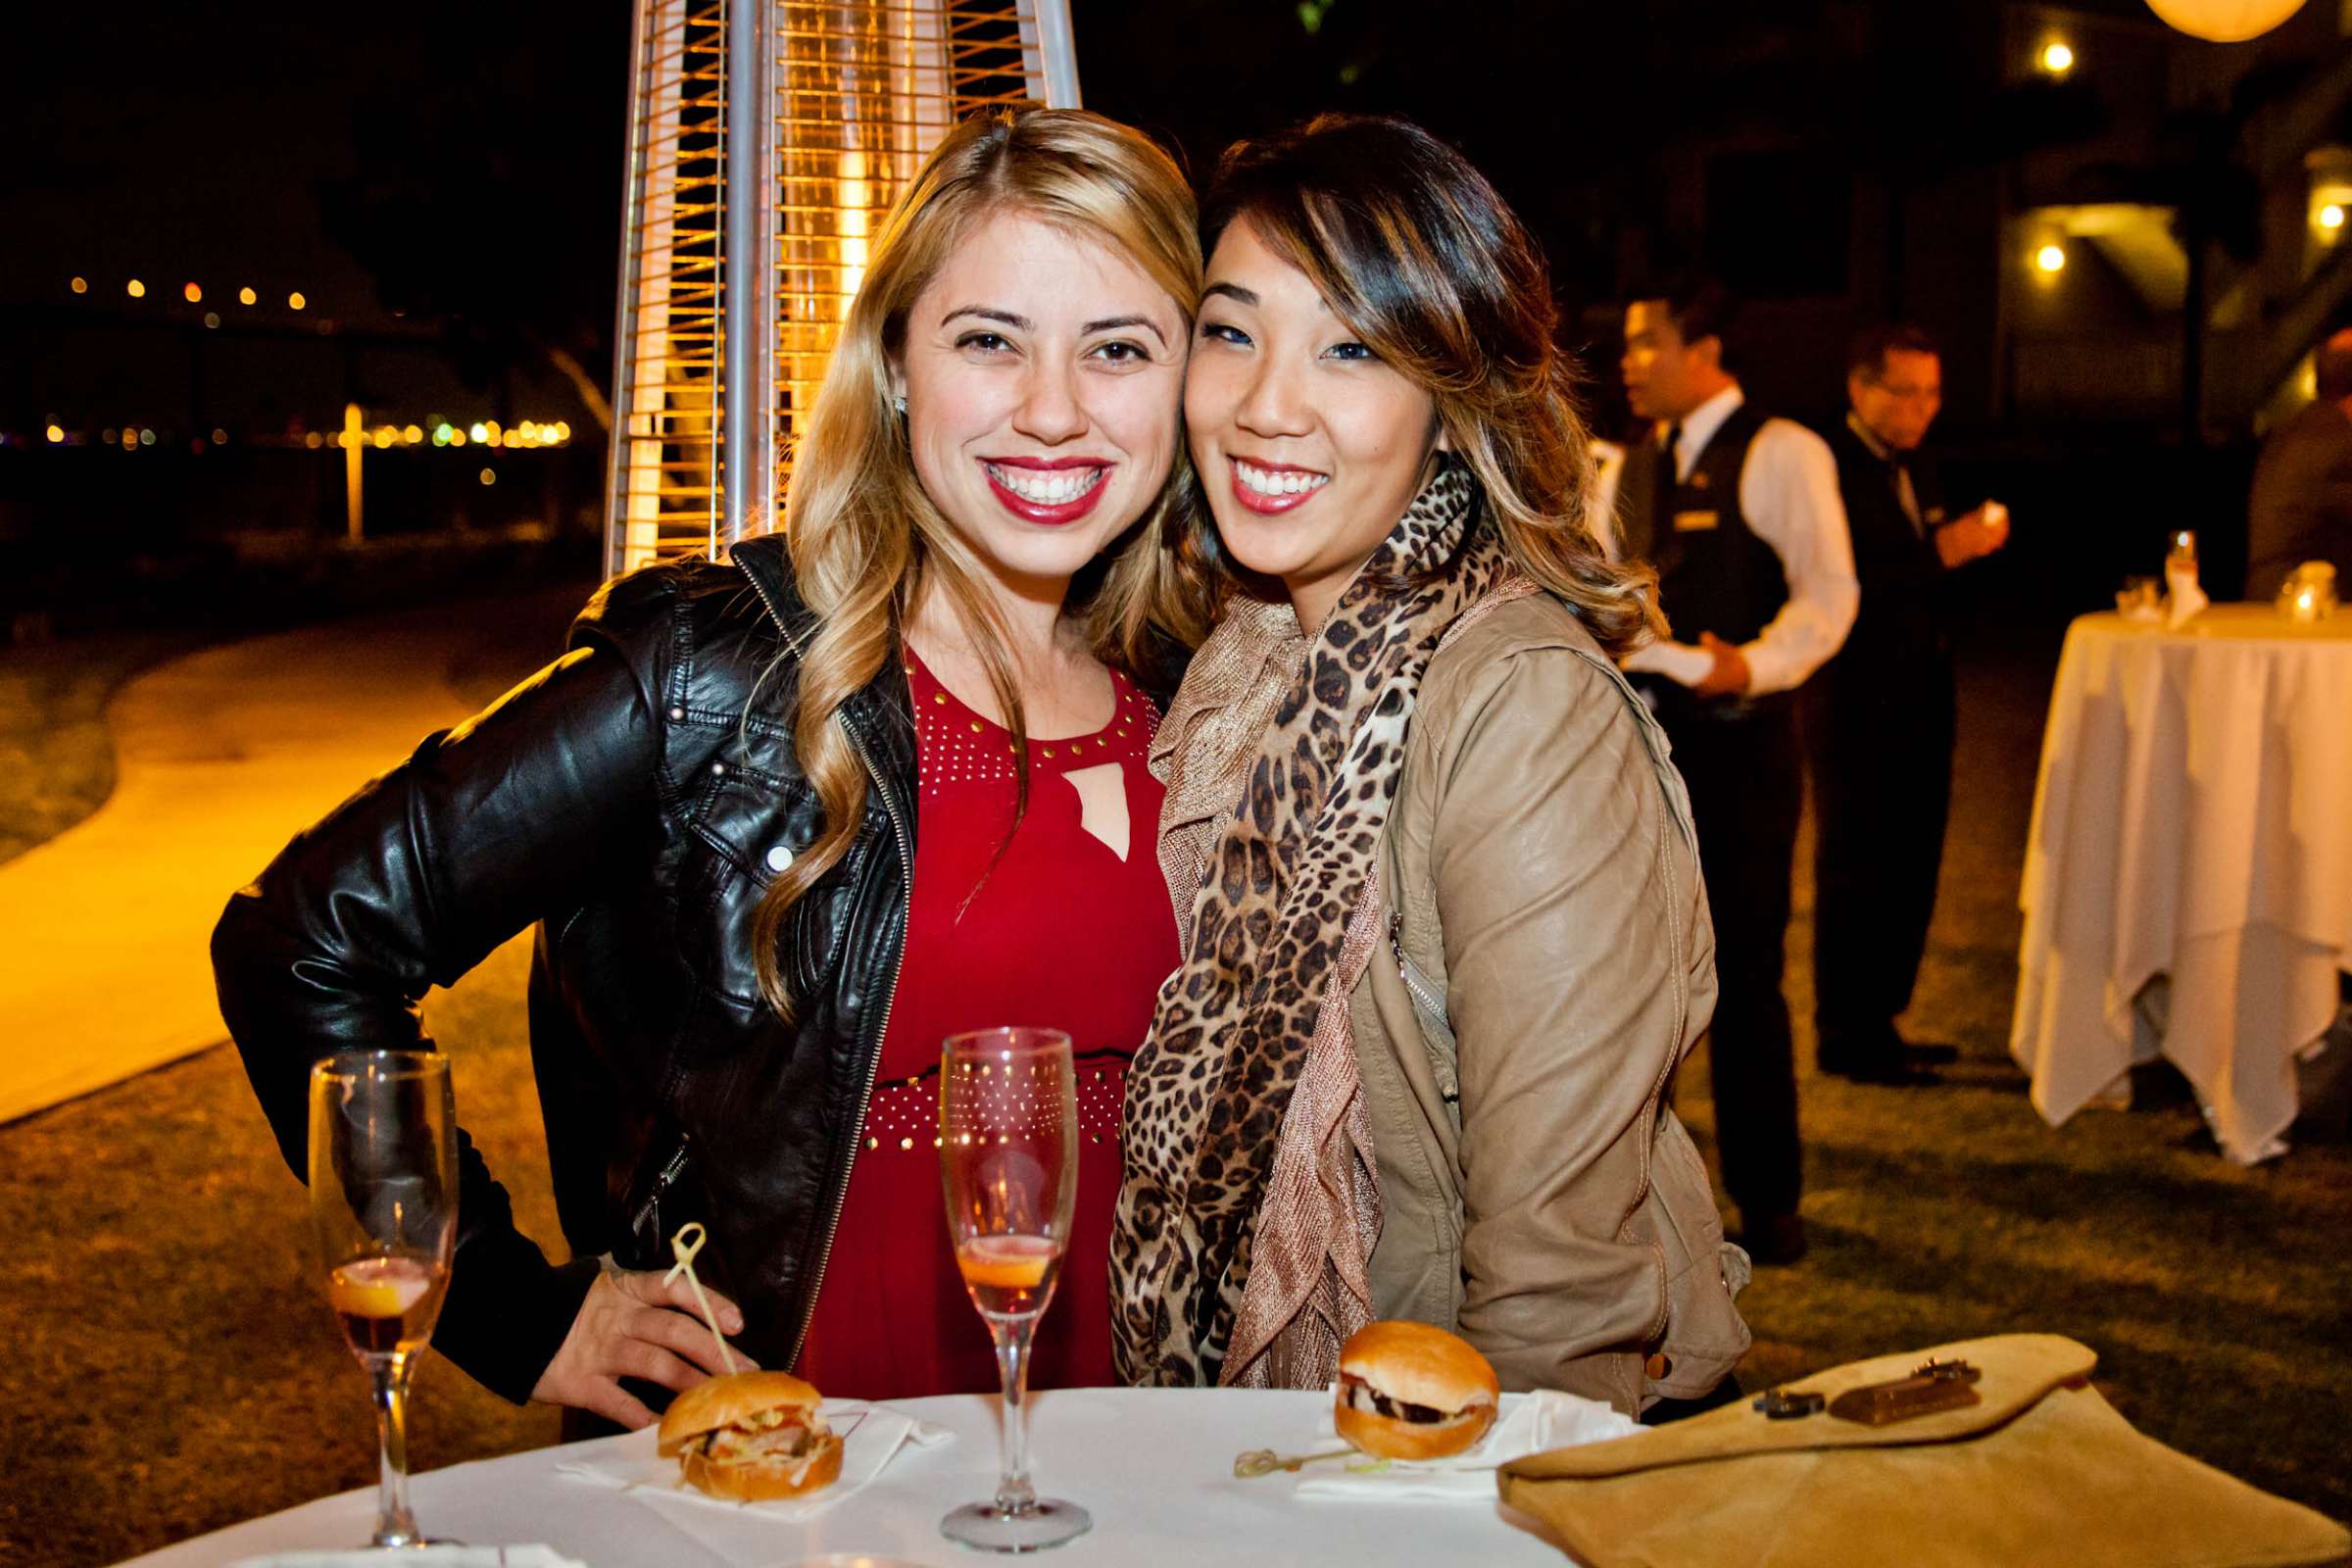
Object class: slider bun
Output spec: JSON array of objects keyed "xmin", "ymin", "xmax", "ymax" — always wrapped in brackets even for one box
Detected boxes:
[
  {"xmin": 1338, "ymin": 1320, "xmax": 1500, "ymax": 1415},
  {"xmin": 1335, "ymin": 1320, "xmax": 1502, "ymax": 1461},
  {"xmin": 678, "ymin": 1429, "xmax": 844, "ymax": 1500},
  {"xmin": 658, "ymin": 1369, "xmax": 824, "ymax": 1456}
]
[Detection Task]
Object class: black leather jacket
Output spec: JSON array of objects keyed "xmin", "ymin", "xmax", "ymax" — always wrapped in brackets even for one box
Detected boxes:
[{"xmin": 214, "ymin": 536, "xmax": 920, "ymax": 1404}]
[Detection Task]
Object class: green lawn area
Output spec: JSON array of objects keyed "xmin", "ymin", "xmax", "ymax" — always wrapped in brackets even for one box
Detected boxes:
[{"xmin": 0, "ymin": 632, "xmax": 217, "ymax": 867}]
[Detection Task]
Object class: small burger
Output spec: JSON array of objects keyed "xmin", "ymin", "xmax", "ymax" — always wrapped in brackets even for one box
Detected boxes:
[
  {"xmin": 657, "ymin": 1369, "xmax": 843, "ymax": 1501},
  {"xmin": 1334, "ymin": 1320, "xmax": 1501, "ymax": 1461}
]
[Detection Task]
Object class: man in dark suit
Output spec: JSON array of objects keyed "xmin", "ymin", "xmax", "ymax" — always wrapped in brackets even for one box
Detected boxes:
[{"xmin": 1807, "ymin": 324, "xmax": 2006, "ymax": 1086}]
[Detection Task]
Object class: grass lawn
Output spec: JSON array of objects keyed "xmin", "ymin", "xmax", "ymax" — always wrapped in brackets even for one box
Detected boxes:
[
  {"xmin": 1, "ymin": 612, "xmax": 2345, "ymax": 1565},
  {"xmin": 0, "ymin": 632, "xmax": 219, "ymax": 867}
]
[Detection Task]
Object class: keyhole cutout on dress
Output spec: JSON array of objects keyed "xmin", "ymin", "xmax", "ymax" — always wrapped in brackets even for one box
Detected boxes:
[{"xmin": 1059, "ymin": 762, "xmax": 1130, "ymax": 861}]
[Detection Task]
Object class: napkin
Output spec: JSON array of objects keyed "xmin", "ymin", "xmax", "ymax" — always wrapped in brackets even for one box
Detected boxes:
[
  {"xmin": 2165, "ymin": 571, "xmax": 2208, "ymax": 629},
  {"xmin": 554, "ymin": 1399, "xmax": 953, "ymax": 1532},
  {"xmin": 231, "ymin": 1549, "xmax": 585, "ymax": 1568},
  {"xmin": 1292, "ymin": 1389, "xmax": 1642, "ymax": 1502}
]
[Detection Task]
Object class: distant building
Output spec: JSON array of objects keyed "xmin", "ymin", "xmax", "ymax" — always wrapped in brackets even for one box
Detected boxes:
[{"xmin": 1600, "ymin": 1, "xmax": 2352, "ymax": 443}]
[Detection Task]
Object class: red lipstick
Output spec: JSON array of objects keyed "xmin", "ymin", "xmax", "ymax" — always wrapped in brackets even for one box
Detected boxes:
[
  {"xmin": 981, "ymin": 457, "xmax": 1112, "ymax": 525},
  {"xmin": 1227, "ymin": 456, "xmax": 1329, "ymax": 516}
]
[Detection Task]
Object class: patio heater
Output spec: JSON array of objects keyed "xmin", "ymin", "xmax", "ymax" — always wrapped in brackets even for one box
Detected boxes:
[{"xmin": 604, "ymin": 1, "xmax": 1082, "ymax": 576}]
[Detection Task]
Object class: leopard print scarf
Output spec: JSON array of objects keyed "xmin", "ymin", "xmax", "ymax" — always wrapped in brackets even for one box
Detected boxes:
[{"xmin": 1111, "ymin": 463, "xmax": 1511, "ymax": 1387}]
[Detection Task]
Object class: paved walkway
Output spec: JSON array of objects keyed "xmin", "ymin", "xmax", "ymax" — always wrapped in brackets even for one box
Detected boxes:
[{"xmin": 0, "ymin": 589, "xmax": 585, "ymax": 1124}]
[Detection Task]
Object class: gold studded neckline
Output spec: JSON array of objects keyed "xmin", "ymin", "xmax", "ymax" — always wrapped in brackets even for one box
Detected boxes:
[{"xmin": 901, "ymin": 642, "xmax": 1152, "ymax": 753}]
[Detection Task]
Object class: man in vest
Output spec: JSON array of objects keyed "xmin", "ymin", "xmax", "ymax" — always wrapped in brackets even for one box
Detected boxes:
[
  {"xmin": 1617, "ymin": 279, "xmax": 1857, "ymax": 1266},
  {"xmin": 1809, "ymin": 324, "xmax": 2007, "ymax": 1088}
]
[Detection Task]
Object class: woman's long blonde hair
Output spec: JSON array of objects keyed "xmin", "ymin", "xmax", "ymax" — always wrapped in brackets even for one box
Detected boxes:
[
  {"xmin": 754, "ymin": 107, "xmax": 1208, "ymax": 1016},
  {"xmin": 1195, "ymin": 115, "xmax": 1665, "ymax": 657}
]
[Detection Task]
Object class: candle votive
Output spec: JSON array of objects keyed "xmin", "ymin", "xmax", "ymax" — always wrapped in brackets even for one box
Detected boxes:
[{"xmin": 2277, "ymin": 562, "xmax": 2337, "ymax": 624}]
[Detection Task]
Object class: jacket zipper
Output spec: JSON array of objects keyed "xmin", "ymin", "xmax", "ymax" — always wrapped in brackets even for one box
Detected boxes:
[
  {"xmin": 789, "ymin": 711, "xmax": 909, "ymax": 1369},
  {"xmin": 736, "ymin": 562, "xmax": 911, "ymax": 1371},
  {"xmin": 629, "ymin": 1140, "xmax": 693, "ymax": 1239}
]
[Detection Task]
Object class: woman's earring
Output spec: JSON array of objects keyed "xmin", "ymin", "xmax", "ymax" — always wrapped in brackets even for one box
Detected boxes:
[{"xmin": 893, "ymin": 394, "xmax": 907, "ymax": 416}]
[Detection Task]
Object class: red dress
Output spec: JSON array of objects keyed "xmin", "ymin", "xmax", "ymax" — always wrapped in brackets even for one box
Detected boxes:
[{"xmin": 792, "ymin": 646, "xmax": 1176, "ymax": 1398}]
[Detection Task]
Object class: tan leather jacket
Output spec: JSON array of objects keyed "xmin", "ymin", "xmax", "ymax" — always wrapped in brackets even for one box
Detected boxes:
[{"xmin": 1347, "ymin": 593, "xmax": 1750, "ymax": 1415}]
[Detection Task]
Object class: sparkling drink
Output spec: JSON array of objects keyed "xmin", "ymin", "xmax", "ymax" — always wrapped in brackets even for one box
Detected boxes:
[
  {"xmin": 310, "ymin": 1051, "xmax": 457, "ymax": 1549},
  {"xmin": 956, "ymin": 1234, "xmax": 1064, "ymax": 1318},
  {"xmin": 330, "ymin": 1256, "xmax": 450, "ymax": 1355},
  {"xmin": 937, "ymin": 1027, "xmax": 1091, "ymax": 1553}
]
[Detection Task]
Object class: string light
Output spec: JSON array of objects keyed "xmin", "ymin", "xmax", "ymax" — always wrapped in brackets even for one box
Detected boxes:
[
  {"xmin": 126, "ymin": 279, "xmax": 146, "ymax": 299},
  {"xmin": 238, "ymin": 286, "xmax": 257, "ymax": 306},
  {"xmin": 288, "ymin": 291, "xmax": 307, "ymax": 311},
  {"xmin": 70, "ymin": 277, "xmax": 87, "ymax": 294},
  {"xmin": 2040, "ymin": 40, "xmax": 2075, "ymax": 75},
  {"xmin": 183, "ymin": 282, "xmax": 202, "ymax": 304},
  {"xmin": 46, "ymin": 424, "xmax": 65, "ymax": 444}
]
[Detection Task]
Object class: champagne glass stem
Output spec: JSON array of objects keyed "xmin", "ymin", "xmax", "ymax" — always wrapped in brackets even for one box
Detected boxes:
[
  {"xmin": 989, "ymin": 1317, "xmax": 1039, "ymax": 1516},
  {"xmin": 368, "ymin": 1350, "xmax": 422, "ymax": 1547}
]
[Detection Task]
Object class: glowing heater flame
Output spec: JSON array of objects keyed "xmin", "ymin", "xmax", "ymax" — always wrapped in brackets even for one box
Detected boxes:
[{"xmin": 604, "ymin": 1, "xmax": 1083, "ymax": 575}]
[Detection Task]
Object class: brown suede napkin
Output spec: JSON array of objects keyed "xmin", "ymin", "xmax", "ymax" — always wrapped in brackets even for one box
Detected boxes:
[{"xmin": 1496, "ymin": 1334, "xmax": 2349, "ymax": 1568}]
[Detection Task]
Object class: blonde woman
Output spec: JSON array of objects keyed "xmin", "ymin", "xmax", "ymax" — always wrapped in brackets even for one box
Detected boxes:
[
  {"xmin": 215, "ymin": 108, "xmax": 1208, "ymax": 1431},
  {"xmin": 1113, "ymin": 116, "xmax": 1750, "ymax": 1418}
]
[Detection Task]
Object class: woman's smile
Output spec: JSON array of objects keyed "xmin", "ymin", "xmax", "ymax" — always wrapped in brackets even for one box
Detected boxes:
[
  {"xmin": 1226, "ymin": 455, "xmax": 1332, "ymax": 514},
  {"xmin": 981, "ymin": 455, "xmax": 1115, "ymax": 524}
]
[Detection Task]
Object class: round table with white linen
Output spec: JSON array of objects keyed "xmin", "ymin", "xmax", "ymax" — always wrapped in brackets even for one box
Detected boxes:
[
  {"xmin": 2010, "ymin": 604, "xmax": 2352, "ymax": 1161},
  {"xmin": 109, "ymin": 1388, "xmax": 1586, "ymax": 1568}
]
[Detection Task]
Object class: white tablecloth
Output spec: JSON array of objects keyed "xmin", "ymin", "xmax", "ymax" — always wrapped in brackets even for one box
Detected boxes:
[
  {"xmin": 2011, "ymin": 605, "xmax": 2352, "ymax": 1161},
  {"xmin": 112, "ymin": 1389, "xmax": 1583, "ymax": 1568}
]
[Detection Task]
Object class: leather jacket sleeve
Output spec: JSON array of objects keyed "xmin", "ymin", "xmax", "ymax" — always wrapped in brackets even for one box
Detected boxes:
[
  {"xmin": 1426, "ymin": 641, "xmax": 1705, "ymax": 1402},
  {"xmin": 211, "ymin": 575, "xmax": 674, "ymax": 1404}
]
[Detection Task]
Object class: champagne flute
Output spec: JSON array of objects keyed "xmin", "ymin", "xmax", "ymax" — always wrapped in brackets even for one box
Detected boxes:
[
  {"xmin": 938, "ymin": 1026, "xmax": 1091, "ymax": 1552},
  {"xmin": 309, "ymin": 1050, "xmax": 457, "ymax": 1549}
]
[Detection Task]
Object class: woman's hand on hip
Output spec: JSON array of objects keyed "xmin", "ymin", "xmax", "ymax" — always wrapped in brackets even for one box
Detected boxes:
[{"xmin": 530, "ymin": 1268, "xmax": 756, "ymax": 1429}]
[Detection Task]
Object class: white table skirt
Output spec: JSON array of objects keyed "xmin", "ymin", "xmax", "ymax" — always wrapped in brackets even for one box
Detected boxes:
[
  {"xmin": 2011, "ymin": 605, "xmax": 2352, "ymax": 1161},
  {"xmin": 113, "ymin": 1389, "xmax": 1578, "ymax": 1568}
]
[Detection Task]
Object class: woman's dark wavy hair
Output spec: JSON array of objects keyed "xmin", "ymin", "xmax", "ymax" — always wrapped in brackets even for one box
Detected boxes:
[{"xmin": 1191, "ymin": 114, "xmax": 1663, "ymax": 657}]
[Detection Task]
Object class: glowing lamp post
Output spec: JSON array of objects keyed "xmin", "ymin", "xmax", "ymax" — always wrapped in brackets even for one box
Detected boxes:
[
  {"xmin": 2141, "ymin": 0, "xmax": 2309, "ymax": 43},
  {"xmin": 605, "ymin": 0, "xmax": 1081, "ymax": 577}
]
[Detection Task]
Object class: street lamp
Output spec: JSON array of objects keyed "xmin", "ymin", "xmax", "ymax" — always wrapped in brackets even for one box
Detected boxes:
[
  {"xmin": 604, "ymin": 1, "xmax": 1081, "ymax": 577},
  {"xmin": 2039, "ymin": 39, "xmax": 2075, "ymax": 75}
]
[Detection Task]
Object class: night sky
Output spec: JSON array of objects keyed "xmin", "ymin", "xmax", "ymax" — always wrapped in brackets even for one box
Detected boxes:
[
  {"xmin": 5, "ymin": 3, "xmax": 625, "ymax": 339},
  {"xmin": 5, "ymin": 1, "xmax": 1950, "ymax": 349},
  {"xmin": 0, "ymin": 0, "xmax": 2285, "ymax": 460}
]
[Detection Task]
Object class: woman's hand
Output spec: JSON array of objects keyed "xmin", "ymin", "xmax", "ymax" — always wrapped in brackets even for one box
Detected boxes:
[{"xmin": 530, "ymin": 1268, "xmax": 757, "ymax": 1429}]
